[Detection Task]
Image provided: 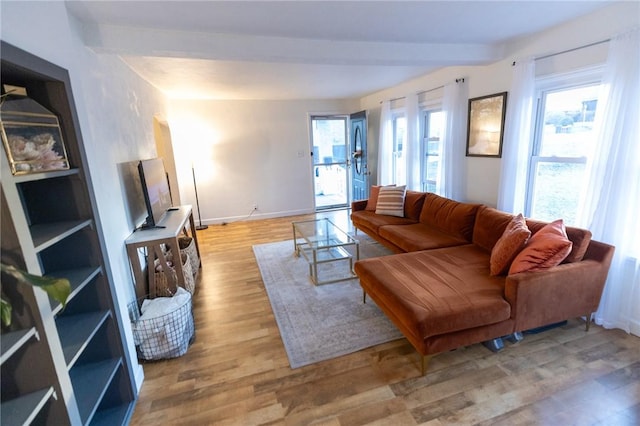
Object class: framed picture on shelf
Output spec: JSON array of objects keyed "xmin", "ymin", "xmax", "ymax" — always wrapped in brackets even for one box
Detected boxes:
[{"xmin": 466, "ymin": 92, "xmax": 507, "ymax": 158}]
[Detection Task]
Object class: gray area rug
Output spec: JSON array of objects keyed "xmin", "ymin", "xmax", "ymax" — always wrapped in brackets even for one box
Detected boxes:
[{"xmin": 253, "ymin": 234, "xmax": 403, "ymax": 368}]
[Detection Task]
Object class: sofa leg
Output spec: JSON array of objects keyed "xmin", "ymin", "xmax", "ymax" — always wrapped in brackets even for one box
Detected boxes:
[
  {"xmin": 506, "ymin": 332, "xmax": 524, "ymax": 343},
  {"xmin": 363, "ymin": 290, "xmax": 367, "ymax": 304},
  {"xmin": 482, "ymin": 338, "xmax": 504, "ymax": 353},
  {"xmin": 585, "ymin": 313, "xmax": 592, "ymax": 331},
  {"xmin": 420, "ymin": 354, "xmax": 432, "ymax": 376}
]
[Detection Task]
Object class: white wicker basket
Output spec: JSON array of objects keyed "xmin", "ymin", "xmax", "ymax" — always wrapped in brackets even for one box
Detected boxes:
[
  {"xmin": 179, "ymin": 236, "xmax": 199, "ymax": 277},
  {"xmin": 154, "ymin": 252, "xmax": 195, "ymax": 296}
]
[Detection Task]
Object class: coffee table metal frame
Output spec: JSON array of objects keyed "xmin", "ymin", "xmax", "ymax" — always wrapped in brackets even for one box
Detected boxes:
[{"xmin": 292, "ymin": 218, "xmax": 359, "ymax": 285}]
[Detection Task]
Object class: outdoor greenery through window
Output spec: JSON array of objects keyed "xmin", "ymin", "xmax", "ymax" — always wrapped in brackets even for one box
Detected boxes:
[
  {"xmin": 422, "ymin": 109, "xmax": 444, "ymax": 193},
  {"xmin": 527, "ymin": 81, "xmax": 601, "ymax": 225}
]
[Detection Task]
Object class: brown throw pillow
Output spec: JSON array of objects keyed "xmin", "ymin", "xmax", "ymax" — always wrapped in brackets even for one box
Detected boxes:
[
  {"xmin": 365, "ymin": 186, "xmax": 382, "ymax": 211},
  {"xmin": 375, "ymin": 185, "xmax": 406, "ymax": 217},
  {"xmin": 490, "ymin": 214, "xmax": 531, "ymax": 276},
  {"xmin": 509, "ymin": 219, "xmax": 573, "ymax": 275}
]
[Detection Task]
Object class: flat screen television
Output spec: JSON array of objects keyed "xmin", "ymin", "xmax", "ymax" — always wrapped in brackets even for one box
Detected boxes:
[{"xmin": 138, "ymin": 158, "xmax": 173, "ymax": 228}]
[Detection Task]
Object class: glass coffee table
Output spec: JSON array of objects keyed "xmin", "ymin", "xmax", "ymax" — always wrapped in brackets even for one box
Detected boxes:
[{"xmin": 292, "ymin": 218, "xmax": 359, "ymax": 285}]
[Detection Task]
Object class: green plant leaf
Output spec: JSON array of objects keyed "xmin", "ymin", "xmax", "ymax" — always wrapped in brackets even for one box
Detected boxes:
[
  {"xmin": 1, "ymin": 263, "xmax": 71, "ymax": 309},
  {"xmin": 1, "ymin": 297, "xmax": 12, "ymax": 327}
]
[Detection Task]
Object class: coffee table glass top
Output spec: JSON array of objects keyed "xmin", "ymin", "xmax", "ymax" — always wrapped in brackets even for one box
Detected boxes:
[
  {"xmin": 292, "ymin": 218, "xmax": 359, "ymax": 285},
  {"xmin": 292, "ymin": 218, "xmax": 355, "ymax": 249}
]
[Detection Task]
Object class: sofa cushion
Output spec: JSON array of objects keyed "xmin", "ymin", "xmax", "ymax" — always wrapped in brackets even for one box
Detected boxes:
[
  {"xmin": 379, "ymin": 223, "xmax": 470, "ymax": 252},
  {"xmin": 526, "ymin": 219, "xmax": 592, "ymax": 263},
  {"xmin": 355, "ymin": 245, "xmax": 511, "ymax": 340},
  {"xmin": 472, "ymin": 206, "xmax": 515, "ymax": 252},
  {"xmin": 509, "ymin": 219, "xmax": 573, "ymax": 274},
  {"xmin": 490, "ymin": 213, "xmax": 531, "ymax": 276},
  {"xmin": 351, "ymin": 210, "xmax": 417, "ymax": 234},
  {"xmin": 376, "ymin": 185, "xmax": 406, "ymax": 217},
  {"xmin": 404, "ymin": 190, "xmax": 427, "ymax": 221},
  {"xmin": 419, "ymin": 193, "xmax": 481, "ymax": 242}
]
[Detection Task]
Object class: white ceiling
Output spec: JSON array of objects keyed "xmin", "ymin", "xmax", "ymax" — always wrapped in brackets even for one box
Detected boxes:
[{"xmin": 66, "ymin": 0, "xmax": 614, "ymax": 100}]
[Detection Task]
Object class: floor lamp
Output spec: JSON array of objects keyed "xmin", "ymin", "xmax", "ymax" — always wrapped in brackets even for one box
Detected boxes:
[{"xmin": 191, "ymin": 163, "xmax": 208, "ymax": 230}]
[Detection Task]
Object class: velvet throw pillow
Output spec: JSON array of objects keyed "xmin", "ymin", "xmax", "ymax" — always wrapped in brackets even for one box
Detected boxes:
[
  {"xmin": 375, "ymin": 185, "xmax": 406, "ymax": 217},
  {"xmin": 509, "ymin": 219, "xmax": 573, "ymax": 275},
  {"xmin": 365, "ymin": 186, "xmax": 382, "ymax": 211},
  {"xmin": 365, "ymin": 185, "xmax": 397, "ymax": 211},
  {"xmin": 489, "ymin": 213, "xmax": 531, "ymax": 276}
]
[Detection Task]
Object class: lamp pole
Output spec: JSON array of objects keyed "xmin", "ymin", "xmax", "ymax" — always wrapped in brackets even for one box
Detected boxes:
[{"xmin": 192, "ymin": 163, "xmax": 208, "ymax": 230}]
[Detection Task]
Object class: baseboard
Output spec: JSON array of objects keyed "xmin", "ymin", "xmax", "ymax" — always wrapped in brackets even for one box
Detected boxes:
[
  {"xmin": 133, "ymin": 363, "xmax": 145, "ymax": 394},
  {"xmin": 202, "ymin": 208, "xmax": 315, "ymax": 225}
]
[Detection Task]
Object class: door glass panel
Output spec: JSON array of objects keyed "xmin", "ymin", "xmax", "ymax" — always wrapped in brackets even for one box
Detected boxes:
[{"xmin": 311, "ymin": 116, "xmax": 348, "ymax": 209}]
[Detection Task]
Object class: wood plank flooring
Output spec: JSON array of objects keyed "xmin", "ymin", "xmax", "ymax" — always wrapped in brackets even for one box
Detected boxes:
[{"xmin": 129, "ymin": 210, "xmax": 640, "ymax": 425}]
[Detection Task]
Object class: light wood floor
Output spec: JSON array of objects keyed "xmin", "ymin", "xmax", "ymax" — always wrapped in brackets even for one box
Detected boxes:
[{"xmin": 130, "ymin": 210, "xmax": 640, "ymax": 426}]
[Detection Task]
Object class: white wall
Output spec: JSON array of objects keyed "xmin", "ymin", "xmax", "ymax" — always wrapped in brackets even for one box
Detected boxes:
[
  {"xmin": 168, "ymin": 98, "xmax": 359, "ymax": 223},
  {"xmin": 1, "ymin": 1, "xmax": 170, "ymax": 391},
  {"xmin": 360, "ymin": 1, "xmax": 639, "ymax": 207}
]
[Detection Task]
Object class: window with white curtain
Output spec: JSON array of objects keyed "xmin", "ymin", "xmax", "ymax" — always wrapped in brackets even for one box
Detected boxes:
[
  {"xmin": 526, "ymin": 69, "xmax": 603, "ymax": 225},
  {"xmin": 421, "ymin": 109, "xmax": 444, "ymax": 193},
  {"xmin": 392, "ymin": 114, "xmax": 406, "ymax": 186}
]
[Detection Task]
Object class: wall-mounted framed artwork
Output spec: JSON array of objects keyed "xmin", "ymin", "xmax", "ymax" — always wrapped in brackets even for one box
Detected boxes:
[{"xmin": 466, "ymin": 91, "xmax": 507, "ymax": 158}]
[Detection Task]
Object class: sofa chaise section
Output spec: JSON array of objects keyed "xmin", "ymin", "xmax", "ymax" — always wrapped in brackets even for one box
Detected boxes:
[{"xmin": 352, "ymin": 191, "xmax": 615, "ymax": 375}]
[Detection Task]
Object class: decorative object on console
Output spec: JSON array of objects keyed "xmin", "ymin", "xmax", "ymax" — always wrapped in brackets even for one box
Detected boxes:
[
  {"xmin": 1, "ymin": 85, "xmax": 70, "ymax": 174},
  {"xmin": 466, "ymin": 91, "xmax": 507, "ymax": 158}
]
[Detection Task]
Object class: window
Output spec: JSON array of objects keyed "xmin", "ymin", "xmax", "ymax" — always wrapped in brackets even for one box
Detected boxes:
[
  {"xmin": 421, "ymin": 109, "xmax": 444, "ymax": 193},
  {"xmin": 392, "ymin": 114, "xmax": 406, "ymax": 185},
  {"xmin": 526, "ymin": 71, "xmax": 602, "ymax": 225}
]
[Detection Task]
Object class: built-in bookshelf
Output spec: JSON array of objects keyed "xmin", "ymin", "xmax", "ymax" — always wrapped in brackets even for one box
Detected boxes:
[{"xmin": 1, "ymin": 42, "xmax": 137, "ymax": 425}]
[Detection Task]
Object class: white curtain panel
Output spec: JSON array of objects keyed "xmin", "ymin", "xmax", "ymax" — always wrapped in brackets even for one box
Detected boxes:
[
  {"xmin": 577, "ymin": 28, "xmax": 640, "ymax": 335},
  {"xmin": 405, "ymin": 93, "xmax": 421, "ymax": 191},
  {"xmin": 377, "ymin": 101, "xmax": 394, "ymax": 185},
  {"xmin": 440, "ymin": 80, "xmax": 468, "ymax": 201},
  {"xmin": 497, "ymin": 58, "xmax": 535, "ymax": 214}
]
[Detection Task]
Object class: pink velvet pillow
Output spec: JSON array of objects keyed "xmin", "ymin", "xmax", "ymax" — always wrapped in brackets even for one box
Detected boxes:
[
  {"xmin": 365, "ymin": 185, "xmax": 395, "ymax": 211},
  {"xmin": 489, "ymin": 214, "xmax": 531, "ymax": 276},
  {"xmin": 509, "ymin": 219, "xmax": 573, "ymax": 275},
  {"xmin": 365, "ymin": 186, "xmax": 382, "ymax": 211}
]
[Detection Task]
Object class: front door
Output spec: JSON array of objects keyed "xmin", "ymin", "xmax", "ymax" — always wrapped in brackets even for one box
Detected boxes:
[
  {"xmin": 350, "ymin": 110, "xmax": 369, "ymax": 201},
  {"xmin": 311, "ymin": 115, "xmax": 349, "ymax": 210}
]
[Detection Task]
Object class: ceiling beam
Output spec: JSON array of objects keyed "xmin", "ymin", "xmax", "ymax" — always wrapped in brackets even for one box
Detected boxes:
[{"xmin": 81, "ymin": 23, "xmax": 503, "ymax": 67}]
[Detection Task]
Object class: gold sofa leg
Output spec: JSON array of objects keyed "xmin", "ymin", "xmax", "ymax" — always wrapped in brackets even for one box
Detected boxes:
[
  {"xmin": 586, "ymin": 313, "xmax": 592, "ymax": 331},
  {"xmin": 420, "ymin": 354, "xmax": 432, "ymax": 376}
]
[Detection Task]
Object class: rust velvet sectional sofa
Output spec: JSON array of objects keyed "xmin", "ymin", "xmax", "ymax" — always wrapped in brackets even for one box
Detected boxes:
[{"xmin": 351, "ymin": 189, "xmax": 615, "ymax": 374}]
